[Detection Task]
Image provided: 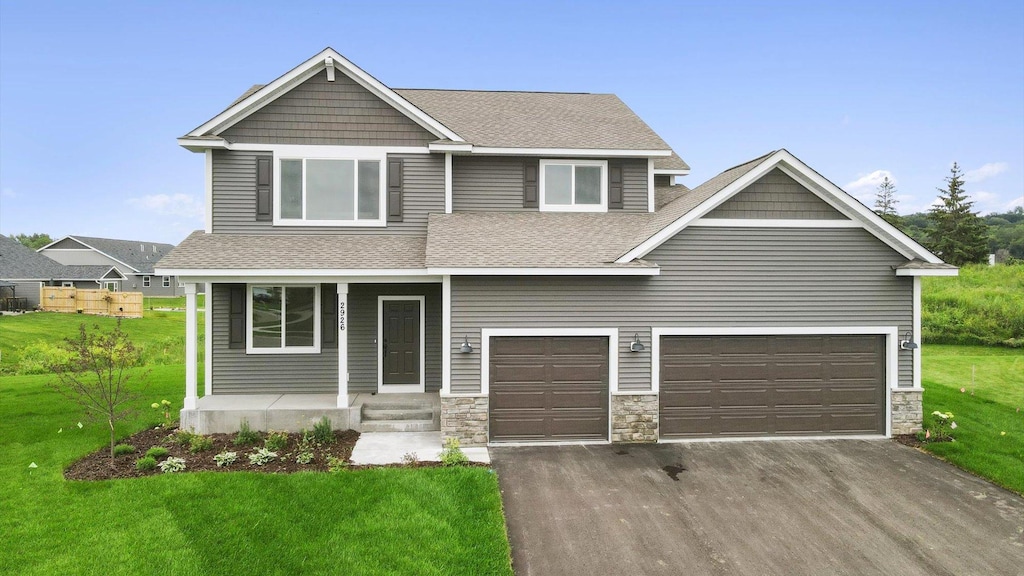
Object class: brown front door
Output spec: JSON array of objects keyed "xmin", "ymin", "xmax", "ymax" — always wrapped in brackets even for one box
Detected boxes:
[
  {"xmin": 660, "ymin": 334, "xmax": 886, "ymax": 438},
  {"xmin": 382, "ymin": 300, "xmax": 421, "ymax": 387},
  {"xmin": 489, "ymin": 336, "xmax": 609, "ymax": 442}
]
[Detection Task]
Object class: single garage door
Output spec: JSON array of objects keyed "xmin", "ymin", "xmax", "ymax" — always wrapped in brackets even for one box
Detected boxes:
[
  {"xmin": 489, "ymin": 336, "xmax": 609, "ymax": 442},
  {"xmin": 660, "ymin": 334, "xmax": 885, "ymax": 438}
]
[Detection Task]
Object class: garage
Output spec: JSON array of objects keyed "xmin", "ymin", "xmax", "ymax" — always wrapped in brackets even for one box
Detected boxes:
[
  {"xmin": 489, "ymin": 336, "xmax": 609, "ymax": 442},
  {"xmin": 660, "ymin": 334, "xmax": 886, "ymax": 438}
]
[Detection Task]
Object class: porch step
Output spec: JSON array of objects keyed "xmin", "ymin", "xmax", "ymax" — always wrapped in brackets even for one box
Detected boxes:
[
  {"xmin": 360, "ymin": 419, "xmax": 439, "ymax": 433},
  {"xmin": 362, "ymin": 406, "xmax": 435, "ymax": 421}
]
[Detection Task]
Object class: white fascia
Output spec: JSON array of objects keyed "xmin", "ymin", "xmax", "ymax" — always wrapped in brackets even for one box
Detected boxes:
[
  {"xmin": 894, "ymin": 268, "xmax": 959, "ymax": 277},
  {"xmin": 652, "ymin": 169, "xmax": 691, "ymax": 176},
  {"xmin": 186, "ymin": 48, "xmax": 462, "ymax": 142},
  {"xmin": 425, "ymin": 267, "xmax": 660, "ymax": 276},
  {"xmin": 160, "ymin": 270, "xmax": 439, "ymax": 282},
  {"xmin": 690, "ymin": 218, "xmax": 861, "ymax": 228},
  {"xmin": 469, "ymin": 146, "xmax": 672, "ymax": 157}
]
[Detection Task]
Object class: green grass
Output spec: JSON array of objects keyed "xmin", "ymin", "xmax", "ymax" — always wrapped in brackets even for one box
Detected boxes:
[
  {"xmin": 923, "ymin": 264, "xmax": 1024, "ymax": 347},
  {"xmin": 921, "ymin": 345, "xmax": 1024, "ymax": 494},
  {"xmin": 143, "ymin": 294, "xmax": 205, "ymax": 310},
  {"xmin": 0, "ymin": 365, "xmax": 512, "ymax": 575}
]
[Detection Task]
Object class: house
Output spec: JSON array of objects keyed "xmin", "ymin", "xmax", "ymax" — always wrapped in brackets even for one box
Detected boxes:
[
  {"xmin": 159, "ymin": 48, "xmax": 957, "ymax": 445},
  {"xmin": 0, "ymin": 234, "xmax": 126, "ymax": 309},
  {"xmin": 37, "ymin": 235, "xmax": 193, "ymax": 296}
]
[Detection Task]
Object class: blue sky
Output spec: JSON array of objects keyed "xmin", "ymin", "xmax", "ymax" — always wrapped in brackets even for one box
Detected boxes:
[{"xmin": 1, "ymin": 0, "xmax": 1022, "ymax": 244}]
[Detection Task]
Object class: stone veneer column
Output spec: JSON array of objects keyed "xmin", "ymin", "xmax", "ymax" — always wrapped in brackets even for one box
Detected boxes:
[
  {"xmin": 891, "ymin": 389, "xmax": 923, "ymax": 435},
  {"xmin": 441, "ymin": 396, "xmax": 488, "ymax": 447},
  {"xmin": 611, "ymin": 394, "xmax": 659, "ymax": 443}
]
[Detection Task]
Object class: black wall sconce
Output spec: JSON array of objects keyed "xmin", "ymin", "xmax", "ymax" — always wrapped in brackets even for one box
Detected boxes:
[
  {"xmin": 459, "ymin": 335, "xmax": 473, "ymax": 353},
  {"xmin": 899, "ymin": 330, "xmax": 919, "ymax": 350},
  {"xmin": 630, "ymin": 333, "xmax": 645, "ymax": 352}
]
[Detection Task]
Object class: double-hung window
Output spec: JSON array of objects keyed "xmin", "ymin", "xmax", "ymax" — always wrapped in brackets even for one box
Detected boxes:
[
  {"xmin": 247, "ymin": 285, "xmax": 320, "ymax": 354},
  {"xmin": 539, "ymin": 159, "xmax": 608, "ymax": 212},
  {"xmin": 162, "ymin": 276, "xmax": 171, "ymax": 288},
  {"xmin": 142, "ymin": 276, "xmax": 151, "ymax": 288},
  {"xmin": 276, "ymin": 149, "xmax": 386, "ymax": 226}
]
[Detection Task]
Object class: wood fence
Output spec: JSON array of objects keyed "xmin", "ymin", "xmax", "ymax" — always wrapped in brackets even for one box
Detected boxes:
[{"xmin": 40, "ymin": 287, "xmax": 144, "ymax": 318}]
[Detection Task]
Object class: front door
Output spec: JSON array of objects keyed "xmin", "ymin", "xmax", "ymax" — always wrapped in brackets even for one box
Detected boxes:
[{"xmin": 380, "ymin": 298, "xmax": 422, "ymax": 391}]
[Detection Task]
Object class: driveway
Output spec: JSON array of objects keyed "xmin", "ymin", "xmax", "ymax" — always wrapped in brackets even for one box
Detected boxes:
[{"xmin": 490, "ymin": 441, "xmax": 1024, "ymax": 576}]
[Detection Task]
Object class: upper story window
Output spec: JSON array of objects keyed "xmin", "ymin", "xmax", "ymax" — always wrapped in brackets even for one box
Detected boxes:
[
  {"xmin": 276, "ymin": 149, "xmax": 386, "ymax": 226},
  {"xmin": 539, "ymin": 159, "xmax": 607, "ymax": 212}
]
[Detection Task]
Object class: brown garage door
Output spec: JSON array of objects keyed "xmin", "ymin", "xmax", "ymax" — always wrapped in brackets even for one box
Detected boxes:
[
  {"xmin": 660, "ymin": 334, "xmax": 885, "ymax": 438},
  {"xmin": 489, "ymin": 336, "xmax": 609, "ymax": 442}
]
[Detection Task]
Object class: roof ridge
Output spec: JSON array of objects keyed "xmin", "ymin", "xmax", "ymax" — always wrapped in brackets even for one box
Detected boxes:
[{"xmin": 394, "ymin": 88, "xmax": 600, "ymax": 95}]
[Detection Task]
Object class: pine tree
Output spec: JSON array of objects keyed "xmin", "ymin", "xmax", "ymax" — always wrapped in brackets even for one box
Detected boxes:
[
  {"xmin": 873, "ymin": 176, "xmax": 903, "ymax": 227},
  {"xmin": 927, "ymin": 163, "xmax": 989, "ymax": 265}
]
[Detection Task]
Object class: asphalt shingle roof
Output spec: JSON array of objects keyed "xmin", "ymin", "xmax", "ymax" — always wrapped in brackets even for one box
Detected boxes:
[
  {"xmin": 1, "ymin": 235, "xmax": 68, "ymax": 280},
  {"xmin": 65, "ymin": 236, "xmax": 175, "ymax": 274},
  {"xmin": 159, "ymin": 232, "xmax": 427, "ymax": 271},
  {"xmin": 653, "ymin": 151, "xmax": 690, "ymax": 171},
  {"xmin": 393, "ymin": 89, "xmax": 672, "ymax": 151}
]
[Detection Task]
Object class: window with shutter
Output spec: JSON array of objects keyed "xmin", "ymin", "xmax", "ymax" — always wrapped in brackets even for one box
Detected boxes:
[
  {"xmin": 229, "ymin": 285, "xmax": 246, "ymax": 349},
  {"xmin": 523, "ymin": 159, "xmax": 538, "ymax": 208},
  {"xmin": 608, "ymin": 162, "xmax": 623, "ymax": 209},
  {"xmin": 387, "ymin": 158, "xmax": 403, "ymax": 222},
  {"xmin": 256, "ymin": 157, "xmax": 273, "ymax": 221}
]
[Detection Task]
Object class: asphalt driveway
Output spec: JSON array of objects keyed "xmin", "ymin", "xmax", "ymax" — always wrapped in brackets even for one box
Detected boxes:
[{"xmin": 490, "ymin": 441, "xmax": 1024, "ymax": 576}]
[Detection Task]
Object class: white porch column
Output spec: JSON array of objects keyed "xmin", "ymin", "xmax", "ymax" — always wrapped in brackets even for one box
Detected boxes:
[
  {"xmin": 184, "ymin": 282, "xmax": 198, "ymax": 410},
  {"xmin": 441, "ymin": 275, "xmax": 451, "ymax": 394},
  {"xmin": 337, "ymin": 282, "xmax": 349, "ymax": 408}
]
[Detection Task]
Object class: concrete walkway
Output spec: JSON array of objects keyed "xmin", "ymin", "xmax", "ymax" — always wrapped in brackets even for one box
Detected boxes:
[{"xmin": 350, "ymin": 431, "xmax": 490, "ymax": 465}]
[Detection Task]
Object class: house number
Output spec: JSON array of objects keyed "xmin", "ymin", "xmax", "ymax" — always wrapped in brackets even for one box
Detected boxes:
[{"xmin": 338, "ymin": 302, "xmax": 346, "ymax": 331}]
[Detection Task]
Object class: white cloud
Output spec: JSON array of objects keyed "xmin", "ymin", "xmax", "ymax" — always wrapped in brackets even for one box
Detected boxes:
[
  {"xmin": 963, "ymin": 162, "xmax": 1008, "ymax": 183},
  {"xmin": 1007, "ymin": 196, "xmax": 1024, "ymax": 210},
  {"xmin": 844, "ymin": 170, "xmax": 895, "ymax": 202},
  {"xmin": 127, "ymin": 193, "xmax": 204, "ymax": 222}
]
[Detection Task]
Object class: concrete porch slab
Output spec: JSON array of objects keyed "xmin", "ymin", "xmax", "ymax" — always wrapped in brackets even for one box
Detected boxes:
[{"xmin": 350, "ymin": 431, "xmax": 490, "ymax": 465}]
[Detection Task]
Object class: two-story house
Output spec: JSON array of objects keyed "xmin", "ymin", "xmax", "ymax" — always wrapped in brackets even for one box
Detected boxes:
[
  {"xmin": 38, "ymin": 235, "xmax": 189, "ymax": 296},
  {"xmin": 159, "ymin": 48, "xmax": 956, "ymax": 446}
]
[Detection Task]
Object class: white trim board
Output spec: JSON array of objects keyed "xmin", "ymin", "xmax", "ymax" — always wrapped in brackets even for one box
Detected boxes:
[
  {"xmin": 425, "ymin": 267, "xmax": 660, "ymax": 276},
  {"xmin": 377, "ymin": 296, "xmax": 426, "ymax": 394},
  {"xmin": 159, "ymin": 269, "xmax": 437, "ymax": 279},
  {"xmin": 895, "ymin": 268, "xmax": 959, "ymax": 276},
  {"xmin": 186, "ymin": 48, "xmax": 463, "ymax": 142},
  {"xmin": 617, "ymin": 150, "xmax": 943, "ymax": 265},
  {"xmin": 650, "ymin": 326, "xmax": 898, "ymax": 437},
  {"xmin": 689, "ymin": 218, "xmax": 860, "ymax": 228}
]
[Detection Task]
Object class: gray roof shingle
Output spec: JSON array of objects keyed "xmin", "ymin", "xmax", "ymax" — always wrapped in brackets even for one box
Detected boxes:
[
  {"xmin": 653, "ymin": 151, "xmax": 690, "ymax": 171},
  {"xmin": 158, "ymin": 232, "xmax": 427, "ymax": 271},
  {"xmin": 394, "ymin": 89, "xmax": 673, "ymax": 151},
  {"xmin": 0, "ymin": 236, "xmax": 115, "ymax": 281},
  {"xmin": 64, "ymin": 236, "xmax": 175, "ymax": 274}
]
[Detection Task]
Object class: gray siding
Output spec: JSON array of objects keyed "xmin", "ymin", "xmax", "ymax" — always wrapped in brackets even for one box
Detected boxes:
[
  {"xmin": 450, "ymin": 227, "xmax": 913, "ymax": 394},
  {"xmin": 220, "ymin": 70, "xmax": 435, "ymax": 146},
  {"xmin": 347, "ymin": 283, "xmax": 442, "ymax": 393},
  {"xmin": 707, "ymin": 168, "xmax": 846, "ymax": 219},
  {"xmin": 211, "ymin": 284, "xmax": 337, "ymax": 394},
  {"xmin": 209, "ymin": 282, "xmax": 441, "ymax": 394},
  {"xmin": 452, "ymin": 157, "xmax": 649, "ymax": 212},
  {"xmin": 211, "ymin": 150, "xmax": 443, "ymax": 234},
  {"xmin": 9, "ymin": 281, "xmax": 42, "ymax": 308},
  {"xmin": 41, "ymin": 249, "xmax": 119, "ymax": 267},
  {"xmin": 46, "ymin": 238, "xmax": 89, "ymax": 250}
]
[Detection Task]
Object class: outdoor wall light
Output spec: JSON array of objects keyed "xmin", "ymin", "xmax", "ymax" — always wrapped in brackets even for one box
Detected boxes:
[
  {"xmin": 459, "ymin": 335, "xmax": 473, "ymax": 354},
  {"xmin": 899, "ymin": 331, "xmax": 919, "ymax": 351},
  {"xmin": 630, "ymin": 333, "xmax": 645, "ymax": 352}
]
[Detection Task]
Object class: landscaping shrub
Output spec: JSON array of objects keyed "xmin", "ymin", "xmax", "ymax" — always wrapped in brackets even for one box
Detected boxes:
[
  {"xmin": 248, "ymin": 448, "xmax": 277, "ymax": 466},
  {"xmin": 135, "ymin": 456, "xmax": 157, "ymax": 471},
  {"xmin": 113, "ymin": 444, "xmax": 135, "ymax": 457},
  {"xmin": 326, "ymin": 456, "xmax": 347, "ymax": 473},
  {"xmin": 440, "ymin": 438, "xmax": 469, "ymax": 467},
  {"xmin": 312, "ymin": 416, "xmax": 334, "ymax": 445},
  {"xmin": 158, "ymin": 457, "xmax": 186, "ymax": 473},
  {"xmin": 213, "ymin": 451, "xmax": 237, "ymax": 467},
  {"xmin": 189, "ymin": 435, "xmax": 214, "ymax": 453},
  {"xmin": 234, "ymin": 419, "xmax": 261, "ymax": 446},
  {"xmin": 264, "ymin": 430, "xmax": 289, "ymax": 452},
  {"xmin": 171, "ymin": 430, "xmax": 196, "ymax": 447},
  {"xmin": 145, "ymin": 446, "xmax": 169, "ymax": 460}
]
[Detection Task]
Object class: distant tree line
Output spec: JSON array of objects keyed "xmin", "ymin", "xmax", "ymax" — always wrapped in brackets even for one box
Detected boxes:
[
  {"xmin": 11, "ymin": 233, "xmax": 53, "ymax": 250},
  {"xmin": 873, "ymin": 164, "xmax": 1023, "ymax": 265}
]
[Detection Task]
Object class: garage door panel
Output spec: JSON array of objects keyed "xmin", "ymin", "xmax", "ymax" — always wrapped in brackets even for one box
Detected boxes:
[
  {"xmin": 661, "ymin": 334, "xmax": 885, "ymax": 438},
  {"xmin": 490, "ymin": 336, "xmax": 609, "ymax": 442}
]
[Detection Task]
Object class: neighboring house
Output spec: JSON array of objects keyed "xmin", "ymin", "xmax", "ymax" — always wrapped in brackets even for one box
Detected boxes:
[
  {"xmin": 159, "ymin": 48, "xmax": 956, "ymax": 445},
  {"xmin": 0, "ymin": 234, "xmax": 126, "ymax": 309},
  {"xmin": 37, "ymin": 235, "xmax": 194, "ymax": 296}
]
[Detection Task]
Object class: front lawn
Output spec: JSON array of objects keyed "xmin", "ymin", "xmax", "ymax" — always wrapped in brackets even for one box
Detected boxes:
[
  {"xmin": 921, "ymin": 345, "xmax": 1024, "ymax": 495},
  {"xmin": 0, "ymin": 344, "xmax": 511, "ymax": 574}
]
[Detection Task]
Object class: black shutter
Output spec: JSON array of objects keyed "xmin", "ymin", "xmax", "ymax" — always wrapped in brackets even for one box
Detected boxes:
[
  {"xmin": 523, "ymin": 159, "xmax": 539, "ymax": 208},
  {"xmin": 388, "ymin": 158, "xmax": 403, "ymax": 222},
  {"xmin": 256, "ymin": 157, "xmax": 273, "ymax": 221},
  {"xmin": 228, "ymin": 285, "xmax": 245, "ymax": 349},
  {"xmin": 322, "ymin": 286, "xmax": 338, "ymax": 349},
  {"xmin": 609, "ymin": 162, "xmax": 624, "ymax": 209}
]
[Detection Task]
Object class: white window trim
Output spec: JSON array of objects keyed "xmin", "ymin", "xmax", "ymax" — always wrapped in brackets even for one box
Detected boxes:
[
  {"xmin": 246, "ymin": 284, "xmax": 322, "ymax": 355},
  {"xmin": 61, "ymin": 281, "xmax": 74, "ymax": 288},
  {"xmin": 650, "ymin": 326, "xmax": 898, "ymax": 438},
  {"xmin": 142, "ymin": 276, "xmax": 151, "ymax": 287},
  {"xmin": 539, "ymin": 159, "xmax": 608, "ymax": 213},
  {"xmin": 105, "ymin": 282, "xmax": 118, "ymax": 292},
  {"xmin": 273, "ymin": 146, "xmax": 387, "ymax": 227},
  {"xmin": 162, "ymin": 276, "xmax": 171, "ymax": 288},
  {"xmin": 377, "ymin": 296, "xmax": 426, "ymax": 393}
]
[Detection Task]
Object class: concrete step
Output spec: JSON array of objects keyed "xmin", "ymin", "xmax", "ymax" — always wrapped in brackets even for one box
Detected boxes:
[
  {"xmin": 360, "ymin": 419, "xmax": 439, "ymax": 433},
  {"xmin": 362, "ymin": 407, "xmax": 435, "ymax": 421}
]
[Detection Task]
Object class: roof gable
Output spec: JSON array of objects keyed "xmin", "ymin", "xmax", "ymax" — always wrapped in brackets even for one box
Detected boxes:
[
  {"xmin": 705, "ymin": 168, "xmax": 847, "ymax": 220},
  {"xmin": 186, "ymin": 48, "xmax": 462, "ymax": 142},
  {"xmin": 618, "ymin": 150, "xmax": 943, "ymax": 264},
  {"xmin": 40, "ymin": 236, "xmax": 175, "ymax": 274}
]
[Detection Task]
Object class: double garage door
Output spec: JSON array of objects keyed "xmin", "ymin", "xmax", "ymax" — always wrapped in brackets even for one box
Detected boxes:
[{"xmin": 487, "ymin": 334, "xmax": 885, "ymax": 442}]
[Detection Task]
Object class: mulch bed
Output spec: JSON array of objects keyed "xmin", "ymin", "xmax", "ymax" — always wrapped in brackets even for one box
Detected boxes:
[
  {"xmin": 65, "ymin": 427, "xmax": 360, "ymax": 481},
  {"xmin": 893, "ymin": 433, "xmax": 954, "ymax": 449}
]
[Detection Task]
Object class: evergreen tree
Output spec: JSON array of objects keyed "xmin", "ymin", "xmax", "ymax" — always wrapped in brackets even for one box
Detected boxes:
[
  {"xmin": 927, "ymin": 163, "xmax": 989, "ymax": 265},
  {"xmin": 873, "ymin": 176, "xmax": 903, "ymax": 227}
]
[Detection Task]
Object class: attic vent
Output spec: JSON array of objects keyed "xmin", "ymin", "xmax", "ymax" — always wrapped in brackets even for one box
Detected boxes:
[
  {"xmin": 140, "ymin": 244, "xmax": 145, "ymax": 252},
  {"xmin": 325, "ymin": 57, "xmax": 335, "ymax": 82},
  {"xmin": 152, "ymin": 244, "xmax": 156, "ymax": 252}
]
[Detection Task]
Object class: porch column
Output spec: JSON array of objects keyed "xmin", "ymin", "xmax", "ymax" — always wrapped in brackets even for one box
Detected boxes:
[
  {"xmin": 184, "ymin": 282, "xmax": 198, "ymax": 410},
  {"xmin": 337, "ymin": 282, "xmax": 349, "ymax": 408}
]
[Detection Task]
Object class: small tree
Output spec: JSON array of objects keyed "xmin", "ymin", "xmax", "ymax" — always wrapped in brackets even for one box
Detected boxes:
[
  {"xmin": 928, "ymin": 163, "xmax": 989, "ymax": 265},
  {"xmin": 873, "ymin": 176, "xmax": 903, "ymax": 227},
  {"xmin": 49, "ymin": 321, "xmax": 149, "ymax": 462},
  {"xmin": 13, "ymin": 232, "xmax": 54, "ymax": 250}
]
